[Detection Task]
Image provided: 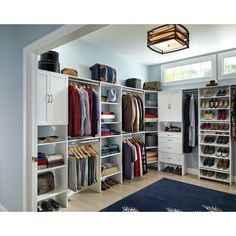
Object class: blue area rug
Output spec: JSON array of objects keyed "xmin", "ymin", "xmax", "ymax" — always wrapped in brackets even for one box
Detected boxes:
[{"xmin": 101, "ymin": 178, "xmax": 236, "ymax": 212}]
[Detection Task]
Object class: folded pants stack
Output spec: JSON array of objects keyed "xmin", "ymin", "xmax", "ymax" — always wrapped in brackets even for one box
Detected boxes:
[{"xmin": 101, "ymin": 144, "xmax": 120, "ymax": 156}]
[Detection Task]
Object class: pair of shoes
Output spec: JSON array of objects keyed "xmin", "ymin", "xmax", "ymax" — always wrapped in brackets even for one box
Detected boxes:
[
  {"xmin": 216, "ymin": 172, "xmax": 228, "ymax": 179},
  {"xmin": 40, "ymin": 199, "xmax": 61, "ymax": 212},
  {"xmin": 217, "ymin": 110, "xmax": 227, "ymax": 120},
  {"xmin": 217, "ymin": 159, "xmax": 229, "ymax": 169},
  {"xmin": 203, "ymin": 111, "xmax": 213, "ymax": 120},
  {"xmin": 202, "ymin": 170, "xmax": 215, "ymax": 177},
  {"xmin": 204, "ymin": 136, "xmax": 216, "ymax": 143},
  {"xmin": 201, "ymin": 100, "xmax": 210, "ymax": 108},
  {"xmin": 216, "ymin": 90, "xmax": 227, "ymax": 97},
  {"xmin": 203, "ymin": 146, "xmax": 215, "ymax": 155},
  {"xmin": 200, "ymin": 123, "xmax": 211, "ymax": 130},
  {"xmin": 203, "ymin": 157, "xmax": 215, "ymax": 167},
  {"xmin": 101, "ymin": 178, "xmax": 119, "ymax": 191},
  {"xmin": 210, "ymin": 98, "xmax": 218, "ymax": 108},
  {"xmin": 218, "ymin": 100, "xmax": 229, "ymax": 108},
  {"xmin": 217, "ymin": 136, "xmax": 229, "ymax": 144},
  {"xmin": 163, "ymin": 166, "xmax": 174, "ymax": 173},
  {"xmin": 173, "ymin": 166, "xmax": 182, "ymax": 175},
  {"xmin": 203, "ymin": 90, "xmax": 213, "ymax": 97},
  {"xmin": 216, "ymin": 148, "xmax": 229, "ymax": 157}
]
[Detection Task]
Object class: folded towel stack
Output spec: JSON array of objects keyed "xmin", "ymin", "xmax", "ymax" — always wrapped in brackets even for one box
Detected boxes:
[
  {"xmin": 101, "ymin": 162, "xmax": 119, "ymax": 177},
  {"xmin": 101, "ymin": 112, "xmax": 115, "ymax": 122},
  {"xmin": 37, "ymin": 152, "xmax": 64, "ymax": 169}
]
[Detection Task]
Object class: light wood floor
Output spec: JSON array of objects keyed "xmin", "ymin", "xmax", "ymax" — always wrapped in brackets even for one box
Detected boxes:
[{"xmin": 60, "ymin": 169, "xmax": 236, "ymax": 212}]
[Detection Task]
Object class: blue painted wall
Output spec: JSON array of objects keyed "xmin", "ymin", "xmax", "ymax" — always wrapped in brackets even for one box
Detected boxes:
[
  {"xmin": 55, "ymin": 39, "xmax": 148, "ymax": 85},
  {"xmin": 0, "ymin": 25, "xmax": 61, "ymax": 211}
]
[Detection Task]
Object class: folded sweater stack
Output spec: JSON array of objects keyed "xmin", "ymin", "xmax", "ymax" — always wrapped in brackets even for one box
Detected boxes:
[
  {"xmin": 38, "ymin": 152, "xmax": 64, "ymax": 169},
  {"xmin": 101, "ymin": 112, "xmax": 115, "ymax": 122},
  {"xmin": 101, "ymin": 162, "xmax": 119, "ymax": 177},
  {"xmin": 101, "ymin": 144, "xmax": 120, "ymax": 156}
]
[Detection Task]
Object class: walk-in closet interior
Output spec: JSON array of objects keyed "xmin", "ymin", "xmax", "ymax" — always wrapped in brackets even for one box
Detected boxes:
[{"xmin": 4, "ymin": 24, "xmax": 236, "ymax": 213}]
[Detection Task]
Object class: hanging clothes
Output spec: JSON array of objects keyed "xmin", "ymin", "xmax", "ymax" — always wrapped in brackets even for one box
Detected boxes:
[
  {"xmin": 231, "ymin": 89, "xmax": 236, "ymax": 141},
  {"xmin": 189, "ymin": 95, "xmax": 196, "ymax": 147},
  {"xmin": 183, "ymin": 94, "xmax": 198, "ymax": 153},
  {"xmin": 122, "ymin": 94, "xmax": 144, "ymax": 132},
  {"xmin": 122, "ymin": 138, "xmax": 147, "ymax": 180},
  {"xmin": 68, "ymin": 84, "xmax": 99, "ymax": 138}
]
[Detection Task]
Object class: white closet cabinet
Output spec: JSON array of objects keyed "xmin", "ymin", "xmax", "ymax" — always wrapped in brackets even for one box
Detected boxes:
[
  {"xmin": 37, "ymin": 70, "xmax": 68, "ymax": 125},
  {"xmin": 158, "ymin": 91, "xmax": 182, "ymax": 122}
]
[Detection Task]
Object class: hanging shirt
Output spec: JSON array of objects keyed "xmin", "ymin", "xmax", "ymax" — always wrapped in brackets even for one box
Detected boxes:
[{"xmin": 189, "ymin": 95, "xmax": 196, "ymax": 147}]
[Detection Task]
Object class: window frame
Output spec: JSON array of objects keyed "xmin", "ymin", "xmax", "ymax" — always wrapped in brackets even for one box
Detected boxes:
[
  {"xmin": 161, "ymin": 54, "xmax": 217, "ymax": 86},
  {"xmin": 218, "ymin": 49, "xmax": 236, "ymax": 80}
]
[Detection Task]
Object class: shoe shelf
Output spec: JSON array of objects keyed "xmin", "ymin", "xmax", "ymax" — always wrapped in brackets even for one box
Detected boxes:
[
  {"xmin": 199, "ymin": 95, "xmax": 230, "ymax": 99},
  {"xmin": 145, "ymin": 130, "xmax": 158, "ymax": 133},
  {"xmin": 200, "ymin": 166, "xmax": 229, "ymax": 174},
  {"xmin": 147, "ymin": 160, "xmax": 159, "ymax": 164},
  {"xmin": 200, "ymin": 153, "xmax": 230, "ymax": 160},
  {"xmin": 37, "ymin": 187, "xmax": 67, "ymax": 202},
  {"xmin": 199, "ymin": 173, "xmax": 230, "ymax": 183},
  {"xmin": 199, "ymin": 143, "xmax": 230, "ymax": 147},
  {"xmin": 200, "ymin": 108, "xmax": 230, "ymax": 110},
  {"xmin": 101, "ymin": 171, "xmax": 121, "ymax": 181},
  {"xmin": 198, "ymin": 85, "xmax": 232, "ymax": 185}
]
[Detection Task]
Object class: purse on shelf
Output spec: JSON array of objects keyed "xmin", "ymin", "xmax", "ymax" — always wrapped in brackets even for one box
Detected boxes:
[
  {"xmin": 38, "ymin": 172, "xmax": 55, "ymax": 195},
  {"xmin": 143, "ymin": 81, "xmax": 162, "ymax": 91},
  {"xmin": 126, "ymin": 78, "xmax": 142, "ymax": 89}
]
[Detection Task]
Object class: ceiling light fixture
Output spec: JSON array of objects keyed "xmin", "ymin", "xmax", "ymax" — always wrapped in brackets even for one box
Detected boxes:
[{"xmin": 147, "ymin": 24, "xmax": 189, "ymax": 54}]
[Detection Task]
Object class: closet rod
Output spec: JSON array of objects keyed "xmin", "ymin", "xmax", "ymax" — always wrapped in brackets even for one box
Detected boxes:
[
  {"xmin": 69, "ymin": 78, "xmax": 99, "ymax": 86},
  {"xmin": 183, "ymin": 89, "xmax": 198, "ymax": 93}
]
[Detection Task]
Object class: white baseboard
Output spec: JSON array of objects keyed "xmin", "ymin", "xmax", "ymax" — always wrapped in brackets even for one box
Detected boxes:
[
  {"xmin": 187, "ymin": 168, "xmax": 198, "ymax": 176},
  {"xmin": 0, "ymin": 204, "xmax": 8, "ymax": 212}
]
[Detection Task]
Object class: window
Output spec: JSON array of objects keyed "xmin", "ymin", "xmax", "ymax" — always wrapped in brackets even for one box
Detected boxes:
[
  {"xmin": 218, "ymin": 50, "xmax": 236, "ymax": 79},
  {"xmin": 161, "ymin": 55, "xmax": 216, "ymax": 85}
]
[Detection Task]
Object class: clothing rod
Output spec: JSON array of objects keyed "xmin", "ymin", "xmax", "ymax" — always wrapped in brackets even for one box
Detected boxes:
[
  {"xmin": 69, "ymin": 78, "xmax": 99, "ymax": 86},
  {"xmin": 183, "ymin": 89, "xmax": 198, "ymax": 93}
]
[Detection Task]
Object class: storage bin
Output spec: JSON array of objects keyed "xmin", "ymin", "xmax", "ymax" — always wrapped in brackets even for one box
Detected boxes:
[{"xmin": 145, "ymin": 134, "xmax": 158, "ymax": 147}]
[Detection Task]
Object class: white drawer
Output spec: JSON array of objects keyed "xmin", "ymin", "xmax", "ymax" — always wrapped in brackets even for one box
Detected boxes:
[
  {"xmin": 159, "ymin": 152, "xmax": 183, "ymax": 165},
  {"xmin": 159, "ymin": 138, "xmax": 182, "ymax": 154},
  {"xmin": 159, "ymin": 131, "xmax": 182, "ymax": 139}
]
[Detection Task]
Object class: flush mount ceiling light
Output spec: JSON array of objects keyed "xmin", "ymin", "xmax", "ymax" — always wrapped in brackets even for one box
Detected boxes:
[{"xmin": 147, "ymin": 24, "xmax": 189, "ymax": 54}]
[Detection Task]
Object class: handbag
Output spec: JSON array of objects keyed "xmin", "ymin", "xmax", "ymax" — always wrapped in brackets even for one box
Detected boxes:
[
  {"xmin": 90, "ymin": 64, "xmax": 117, "ymax": 84},
  {"xmin": 143, "ymin": 81, "xmax": 162, "ymax": 91},
  {"xmin": 126, "ymin": 78, "xmax": 142, "ymax": 89},
  {"xmin": 38, "ymin": 172, "xmax": 55, "ymax": 195},
  {"xmin": 61, "ymin": 68, "xmax": 78, "ymax": 77}
]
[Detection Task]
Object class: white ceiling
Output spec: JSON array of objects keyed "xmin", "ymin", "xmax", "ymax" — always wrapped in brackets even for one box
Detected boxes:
[{"xmin": 81, "ymin": 24, "xmax": 236, "ymax": 65}]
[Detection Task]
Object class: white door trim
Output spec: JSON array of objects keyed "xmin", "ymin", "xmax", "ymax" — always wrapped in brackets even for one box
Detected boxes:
[{"xmin": 23, "ymin": 24, "xmax": 107, "ymax": 211}]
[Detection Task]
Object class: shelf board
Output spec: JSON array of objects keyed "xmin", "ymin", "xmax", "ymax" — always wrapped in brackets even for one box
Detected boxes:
[
  {"xmin": 68, "ymin": 136, "xmax": 100, "ymax": 143},
  {"xmin": 145, "ymin": 130, "xmax": 158, "ymax": 133},
  {"xmin": 68, "ymin": 75, "xmax": 100, "ymax": 86},
  {"xmin": 200, "ymin": 107, "xmax": 230, "ymax": 110},
  {"xmin": 146, "ymin": 146, "xmax": 158, "ymax": 149},
  {"xmin": 199, "ymin": 143, "xmax": 230, "ymax": 148},
  {"xmin": 122, "ymin": 131, "xmax": 145, "ymax": 136},
  {"xmin": 145, "ymin": 106, "xmax": 158, "ymax": 109},
  {"xmin": 101, "ymin": 171, "xmax": 121, "ymax": 180},
  {"xmin": 200, "ymin": 153, "xmax": 230, "ymax": 160},
  {"xmin": 100, "ymin": 81, "xmax": 121, "ymax": 87},
  {"xmin": 147, "ymin": 160, "xmax": 158, "ymax": 164},
  {"xmin": 199, "ymin": 132, "xmax": 230, "ymax": 137},
  {"xmin": 144, "ymin": 90, "xmax": 159, "ymax": 93},
  {"xmin": 37, "ymin": 188, "xmax": 67, "ymax": 202},
  {"xmin": 144, "ymin": 120, "xmax": 158, "ymax": 123},
  {"xmin": 101, "ymin": 152, "xmax": 121, "ymax": 159},
  {"xmin": 199, "ymin": 120, "xmax": 230, "ymax": 123},
  {"xmin": 101, "ymin": 121, "xmax": 121, "ymax": 124},
  {"xmin": 200, "ymin": 165, "xmax": 230, "ymax": 174},
  {"xmin": 101, "ymin": 102, "xmax": 120, "ymax": 105},
  {"xmin": 121, "ymin": 86, "xmax": 144, "ymax": 94},
  {"xmin": 101, "ymin": 134, "xmax": 121, "ymax": 138},
  {"xmin": 199, "ymin": 95, "xmax": 230, "ymax": 99},
  {"xmin": 199, "ymin": 174, "xmax": 230, "ymax": 183},
  {"xmin": 37, "ymin": 164, "xmax": 66, "ymax": 174},
  {"xmin": 37, "ymin": 140, "xmax": 67, "ymax": 146}
]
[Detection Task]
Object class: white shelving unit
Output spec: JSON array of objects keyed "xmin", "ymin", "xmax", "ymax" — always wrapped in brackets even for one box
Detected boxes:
[
  {"xmin": 198, "ymin": 85, "xmax": 233, "ymax": 185},
  {"xmin": 144, "ymin": 90, "xmax": 159, "ymax": 167},
  {"xmin": 100, "ymin": 82, "xmax": 123, "ymax": 189}
]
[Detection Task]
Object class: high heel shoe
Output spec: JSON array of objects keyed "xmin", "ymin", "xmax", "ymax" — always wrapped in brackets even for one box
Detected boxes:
[
  {"xmin": 223, "ymin": 100, "xmax": 229, "ymax": 108},
  {"xmin": 201, "ymin": 100, "xmax": 206, "ymax": 108}
]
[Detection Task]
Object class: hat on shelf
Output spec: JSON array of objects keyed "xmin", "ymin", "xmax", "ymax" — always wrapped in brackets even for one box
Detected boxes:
[
  {"xmin": 61, "ymin": 68, "xmax": 78, "ymax": 77},
  {"xmin": 206, "ymin": 80, "xmax": 218, "ymax": 87}
]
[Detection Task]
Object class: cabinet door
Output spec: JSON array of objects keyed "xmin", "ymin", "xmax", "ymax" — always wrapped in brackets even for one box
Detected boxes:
[
  {"xmin": 169, "ymin": 91, "xmax": 182, "ymax": 122},
  {"xmin": 37, "ymin": 72, "xmax": 48, "ymax": 125},
  {"xmin": 158, "ymin": 92, "xmax": 170, "ymax": 121},
  {"xmin": 48, "ymin": 74, "xmax": 68, "ymax": 125}
]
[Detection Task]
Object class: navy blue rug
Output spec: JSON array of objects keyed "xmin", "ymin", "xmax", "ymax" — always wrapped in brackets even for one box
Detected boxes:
[{"xmin": 101, "ymin": 178, "xmax": 236, "ymax": 212}]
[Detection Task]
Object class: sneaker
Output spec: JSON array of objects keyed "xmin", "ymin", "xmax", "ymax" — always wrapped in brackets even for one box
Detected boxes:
[
  {"xmin": 207, "ymin": 171, "xmax": 215, "ymax": 177},
  {"xmin": 41, "ymin": 201, "xmax": 54, "ymax": 212},
  {"xmin": 48, "ymin": 199, "xmax": 61, "ymax": 211},
  {"xmin": 203, "ymin": 157, "xmax": 210, "ymax": 166}
]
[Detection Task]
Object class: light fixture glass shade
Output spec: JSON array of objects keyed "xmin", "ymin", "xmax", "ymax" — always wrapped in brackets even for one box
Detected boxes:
[{"xmin": 147, "ymin": 24, "xmax": 189, "ymax": 54}]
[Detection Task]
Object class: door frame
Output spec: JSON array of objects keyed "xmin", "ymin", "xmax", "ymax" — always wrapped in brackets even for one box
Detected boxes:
[{"xmin": 23, "ymin": 24, "xmax": 106, "ymax": 211}]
